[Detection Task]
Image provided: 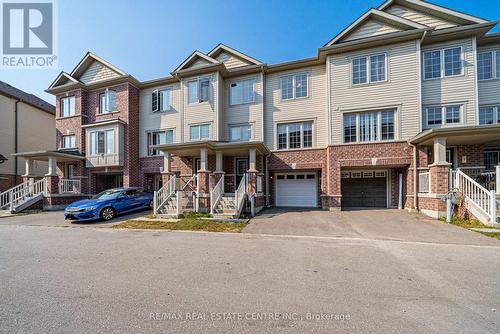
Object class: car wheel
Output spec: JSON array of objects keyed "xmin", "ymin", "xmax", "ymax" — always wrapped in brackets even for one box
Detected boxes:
[{"xmin": 100, "ymin": 207, "xmax": 115, "ymax": 221}]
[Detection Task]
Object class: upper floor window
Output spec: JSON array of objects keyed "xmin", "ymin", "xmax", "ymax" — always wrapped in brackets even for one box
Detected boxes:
[
  {"xmin": 423, "ymin": 47, "xmax": 462, "ymax": 80},
  {"xmin": 478, "ymin": 50, "xmax": 500, "ymax": 81},
  {"xmin": 89, "ymin": 129, "xmax": 115, "ymax": 155},
  {"xmin": 230, "ymin": 124, "xmax": 252, "ymax": 142},
  {"xmin": 147, "ymin": 129, "xmax": 174, "ymax": 156},
  {"xmin": 343, "ymin": 110, "xmax": 395, "ymax": 143},
  {"xmin": 352, "ymin": 54, "xmax": 386, "ymax": 85},
  {"xmin": 187, "ymin": 78, "xmax": 210, "ymax": 104},
  {"xmin": 61, "ymin": 135, "xmax": 76, "ymax": 149},
  {"xmin": 423, "ymin": 105, "xmax": 462, "ymax": 128},
  {"xmin": 280, "ymin": 73, "xmax": 308, "ymax": 100},
  {"xmin": 60, "ymin": 96, "xmax": 75, "ymax": 117},
  {"xmin": 230, "ymin": 79, "xmax": 254, "ymax": 105},
  {"xmin": 100, "ymin": 89, "xmax": 116, "ymax": 114},
  {"xmin": 190, "ymin": 124, "xmax": 210, "ymax": 141},
  {"xmin": 152, "ymin": 89, "xmax": 171, "ymax": 112},
  {"xmin": 479, "ymin": 106, "xmax": 500, "ymax": 125},
  {"xmin": 277, "ymin": 121, "xmax": 312, "ymax": 150}
]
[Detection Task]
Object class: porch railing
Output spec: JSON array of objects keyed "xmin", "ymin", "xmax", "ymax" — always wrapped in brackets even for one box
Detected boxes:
[
  {"xmin": 479, "ymin": 172, "xmax": 496, "ymax": 192},
  {"xmin": 59, "ymin": 179, "xmax": 81, "ymax": 194},
  {"xmin": 418, "ymin": 171, "xmax": 431, "ymax": 193},
  {"xmin": 153, "ymin": 175, "xmax": 177, "ymax": 215},
  {"xmin": 210, "ymin": 174, "xmax": 224, "ymax": 214},
  {"xmin": 256, "ymin": 174, "xmax": 263, "ymax": 193},
  {"xmin": 455, "ymin": 169, "xmax": 496, "ymax": 225},
  {"xmin": 0, "ymin": 178, "xmax": 46, "ymax": 212},
  {"xmin": 235, "ymin": 173, "xmax": 248, "ymax": 217}
]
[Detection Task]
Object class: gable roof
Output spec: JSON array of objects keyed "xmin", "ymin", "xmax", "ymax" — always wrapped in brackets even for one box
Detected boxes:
[
  {"xmin": 70, "ymin": 52, "xmax": 127, "ymax": 79},
  {"xmin": 378, "ymin": 0, "xmax": 488, "ymax": 26},
  {"xmin": 47, "ymin": 71, "xmax": 80, "ymax": 90},
  {"xmin": 207, "ymin": 44, "xmax": 263, "ymax": 66},
  {"xmin": 172, "ymin": 51, "xmax": 219, "ymax": 73},
  {"xmin": 325, "ymin": 8, "xmax": 428, "ymax": 46},
  {"xmin": 0, "ymin": 80, "xmax": 55, "ymax": 114}
]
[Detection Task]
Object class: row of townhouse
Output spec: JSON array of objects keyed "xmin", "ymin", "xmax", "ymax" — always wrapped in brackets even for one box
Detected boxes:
[{"xmin": 12, "ymin": 0, "xmax": 500, "ymax": 220}]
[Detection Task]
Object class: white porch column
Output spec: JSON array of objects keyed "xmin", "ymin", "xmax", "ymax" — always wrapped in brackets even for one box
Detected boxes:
[
  {"xmin": 46, "ymin": 157, "xmax": 57, "ymax": 176},
  {"xmin": 433, "ymin": 137, "xmax": 447, "ymax": 164},
  {"xmin": 162, "ymin": 151, "xmax": 171, "ymax": 173},
  {"xmin": 23, "ymin": 158, "xmax": 34, "ymax": 176},
  {"xmin": 215, "ymin": 151, "xmax": 223, "ymax": 172},
  {"xmin": 199, "ymin": 148, "xmax": 208, "ymax": 172},
  {"xmin": 248, "ymin": 148, "xmax": 257, "ymax": 172},
  {"xmin": 496, "ymin": 165, "xmax": 500, "ymax": 195}
]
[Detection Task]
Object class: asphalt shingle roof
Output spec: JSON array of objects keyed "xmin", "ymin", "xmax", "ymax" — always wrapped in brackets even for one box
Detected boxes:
[{"xmin": 0, "ymin": 80, "xmax": 55, "ymax": 114}]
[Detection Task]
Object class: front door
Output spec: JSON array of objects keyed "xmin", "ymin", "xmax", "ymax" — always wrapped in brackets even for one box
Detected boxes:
[{"xmin": 235, "ymin": 158, "xmax": 248, "ymax": 188}]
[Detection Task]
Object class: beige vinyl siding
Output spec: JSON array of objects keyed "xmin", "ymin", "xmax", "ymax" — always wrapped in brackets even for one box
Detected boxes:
[
  {"xmin": 189, "ymin": 58, "xmax": 212, "ymax": 69},
  {"xmin": 386, "ymin": 5, "xmax": 457, "ymax": 29},
  {"xmin": 264, "ymin": 65, "xmax": 327, "ymax": 150},
  {"xmin": 343, "ymin": 19, "xmax": 402, "ymax": 42},
  {"xmin": 478, "ymin": 44, "xmax": 500, "ymax": 106},
  {"xmin": 79, "ymin": 61, "xmax": 121, "ymax": 84},
  {"xmin": 224, "ymin": 74, "xmax": 263, "ymax": 141},
  {"xmin": 215, "ymin": 52, "xmax": 249, "ymax": 69},
  {"xmin": 329, "ymin": 40, "xmax": 419, "ymax": 143},
  {"xmin": 183, "ymin": 73, "xmax": 218, "ymax": 142},
  {"xmin": 422, "ymin": 38, "xmax": 476, "ymax": 125},
  {"xmin": 139, "ymin": 83, "xmax": 181, "ymax": 157}
]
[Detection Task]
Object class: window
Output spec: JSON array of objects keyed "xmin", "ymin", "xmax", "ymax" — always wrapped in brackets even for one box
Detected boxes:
[
  {"xmin": 424, "ymin": 105, "xmax": 462, "ymax": 128},
  {"xmin": 478, "ymin": 52, "xmax": 493, "ymax": 80},
  {"xmin": 276, "ymin": 121, "xmax": 313, "ymax": 150},
  {"xmin": 60, "ymin": 96, "xmax": 75, "ymax": 117},
  {"xmin": 147, "ymin": 129, "xmax": 174, "ymax": 156},
  {"xmin": 99, "ymin": 90, "xmax": 116, "ymax": 114},
  {"xmin": 423, "ymin": 47, "xmax": 462, "ymax": 80},
  {"xmin": 230, "ymin": 79, "xmax": 254, "ymax": 105},
  {"xmin": 61, "ymin": 135, "xmax": 76, "ymax": 149},
  {"xmin": 352, "ymin": 54, "xmax": 386, "ymax": 85},
  {"xmin": 479, "ymin": 106, "xmax": 500, "ymax": 125},
  {"xmin": 89, "ymin": 129, "xmax": 115, "ymax": 155},
  {"xmin": 342, "ymin": 110, "xmax": 396, "ymax": 143},
  {"xmin": 190, "ymin": 124, "xmax": 210, "ymax": 141},
  {"xmin": 187, "ymin": 78, "xmax": 210, "ymax": 104},
  {"xmin": 230, "ymin": 125, "xmax": 252, "ymax": 142},
  {"xmin": 484, "ymin": 151, "xmax": 499, "ymax": 171},
  {"xmin": 152, "ymin": 89, "xmax": 171, "ymax": 112},
  {"xmin": 280, "ymin": 73, "xmax": 308, "ymax": 100}
]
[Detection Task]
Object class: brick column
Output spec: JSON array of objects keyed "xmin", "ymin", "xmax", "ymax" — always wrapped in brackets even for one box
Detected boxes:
[
  {"xmin": 197, "ymin": 171, "xmax": 210, "ymax": 212},
  {"xmin": 247, "ymin": 171, "xmax": 257, "ymax": 194},
  {"xmin": 429, "ymin": 163, "xmax": 450, "ymax": 194},
  {"xmin": 161, "ymin": 172, "xmax": 173, "ymax": 187},
  {"xmin": 45, "ymin": 175, "xmax": 59, "ymax": 194}
]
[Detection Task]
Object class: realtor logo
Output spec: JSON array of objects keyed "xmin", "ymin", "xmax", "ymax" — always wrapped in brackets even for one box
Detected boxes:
[{"xmin": 1, "ymin": 0, "xmax": 58, "ymax": 68}]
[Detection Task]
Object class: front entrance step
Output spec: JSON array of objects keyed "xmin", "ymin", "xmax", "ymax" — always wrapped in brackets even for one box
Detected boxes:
[{"xmin": 12, "ymin": 193, "xmax": 43, "ymax": 213}]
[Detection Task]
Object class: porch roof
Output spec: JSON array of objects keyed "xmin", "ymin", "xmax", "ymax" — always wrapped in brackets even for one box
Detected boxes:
[
  {"xmin": 152, "ymin": 141, "xmax": 271, "ymax": 157},
  {"xmin": 409, "ymin": 124, "xmax": 500, "ymax": 146},
  {"xmin": 12, "ymin": 150, "xmax": 85, "ymax": 162}
]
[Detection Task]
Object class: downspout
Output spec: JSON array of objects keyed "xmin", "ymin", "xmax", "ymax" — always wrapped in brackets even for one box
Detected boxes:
[
  {"xmin": 265, "ymin": 154, "xmax": 269, "ymax": 207},
  {"xmin": 14, "ymin": 99, "xmax": 20, "ymax": 183},
  {"xmin": 411, "ymin": 143, "xmax": 418, "ymax": 211}
]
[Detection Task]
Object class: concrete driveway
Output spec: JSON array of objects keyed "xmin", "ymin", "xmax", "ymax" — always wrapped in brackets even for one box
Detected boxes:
[
  {"xmin": 0, "ymin": 209, "xmax": 151, "ymax": 228},
  {"xmin": 244, "ymin": 208, "xmax": 500, "ymax": 245}
]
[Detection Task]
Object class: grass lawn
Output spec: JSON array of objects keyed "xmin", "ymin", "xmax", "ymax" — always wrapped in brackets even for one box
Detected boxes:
[
  {"xmin": 442, "ymin": 217, "xmax": 500, "ymax": 240},
  {"xmin": 112, "ymin": 213, "xmax": 247, "ymax": 233}
]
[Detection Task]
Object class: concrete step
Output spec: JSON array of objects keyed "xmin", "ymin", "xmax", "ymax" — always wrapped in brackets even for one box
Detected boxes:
[{"xmin": 213, "ymin": 209, "xmax": 237, "ymax": 215}]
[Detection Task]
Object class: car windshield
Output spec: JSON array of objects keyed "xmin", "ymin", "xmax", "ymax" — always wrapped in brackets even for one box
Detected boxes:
[{"xmin": 93, "ymin": 190, "xmax": 122, "ymax": 200}]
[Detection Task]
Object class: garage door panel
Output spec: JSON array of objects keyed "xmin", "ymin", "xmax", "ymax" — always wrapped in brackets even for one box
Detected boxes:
[
  {"xmin": 341, "ymin": 175, "xmax": 387, "ymax": 208},
  {"xmin": 276, "ymin": 174, "xmax": 317, "ymax": 207}
]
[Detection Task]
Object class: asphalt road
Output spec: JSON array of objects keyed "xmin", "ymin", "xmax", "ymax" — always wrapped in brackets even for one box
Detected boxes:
[{"xmin": 0, "ymin": 224, "xmax": 499, "ymax": 333}]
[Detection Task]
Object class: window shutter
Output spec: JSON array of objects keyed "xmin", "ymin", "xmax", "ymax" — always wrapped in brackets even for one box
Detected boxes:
[{"xmin": 152, "ymin": 90, "xmax": 159, "ymax": 112}]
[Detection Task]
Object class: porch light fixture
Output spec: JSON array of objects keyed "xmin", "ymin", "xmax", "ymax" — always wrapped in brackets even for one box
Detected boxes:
[{"xmin": 0, "ymin": 154, "xmax": 7, "ymax": 164}]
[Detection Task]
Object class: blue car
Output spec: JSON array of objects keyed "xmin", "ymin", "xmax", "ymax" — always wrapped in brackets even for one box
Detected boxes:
[{"xmin": 64, "ymin": 187, "xmax": 153, "ymax": 221}]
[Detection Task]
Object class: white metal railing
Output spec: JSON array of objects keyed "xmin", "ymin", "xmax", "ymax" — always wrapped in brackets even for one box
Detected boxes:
[
  {"xmin": 153, "ymin": 175, "xmax": 177, "ymax": 215},
  {"xmin": 256, "ymin": 174, "xmax": 263, "ymax": 193},
  {"xmin": 180, "ymin": 174, "xmax": 197, "ymax": 192},
  {"xmin": 455, "ymin": 169, "xmax": 496, "ymax": 225},
  {"xmin": 449, "ymin": 169, "xmax": 457, "ymax": 190},
  {"xmin": 479, "ymin": 172, "xmax": 496, "ymax": 192},
  {"xmin": 418, "ymin": 171, "xmax": 431, "ymax": 193},
  {"xmin": 59, "ymin": 179, "xmax": 81, "ymax": 194},
  {"xmin": 0, "ymin": 178, "xmax": 46, "ymax": 212},
  {"xmin": 0, "ymin": 181, "xmax": 28, "ymax": 209},
  {"xmin": 459, "ymin": 166, "xmax": 485, "ymax": 178},
  {"xmin": 234, "ymin": 173, "xmax": 248, "ymax": 217},
  {"xmin": 210, "ymin": 174, "xmax": 224, "ymax": 214}
]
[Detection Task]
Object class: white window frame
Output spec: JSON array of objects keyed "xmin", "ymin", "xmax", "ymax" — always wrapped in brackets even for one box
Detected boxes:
[
  {"xmin": 484, "ymin": 150, "xmax": 500, "ymax": 171},
  {"xmin": 146, "ymin": 129, "xmax": 174, "ymax": 156},
  {"xmin": 423, "ymin": 105, "xmax": 464, "ymax": 129},
  {"xmin": 99, "ymin": 89, "xmax": 117, "ymax": 114},
  {"xmin": 152, "ymin": 88, "xmax": 172, "ymax": 112},
  {"xmin": 229, "ymin": 124, "xmax": 252, "ymax": 142},
  {"xmin": 479, "ymin": 106, "xmax": 500, "ymax": 125},
  {"xmin": 189, "ymin": 123, "xmax": 211, "ymax": 141},
  {"xmin": 61, "ymin": 134, "xmax": 76, "ymax": 149},
  {"xmin": 280, "ymin": 73, "xmax": 309, "ymax": 101},
  {"xmin": 423, "ymin": 46, "xmax": 464, "ymax": 80},
  {"xmin": 276, "ymin": 121, "xmax": 314, "ymax": 150},
  {"xmin": 89, "ymin": 129, "xmax": 115, "ymax": 156},
  {"xmin": 229, "ymin": 79, "xmax": 255, "ymax": 106},
  {"xmin": 477, "ymin": 50, "xmax": 500, "ymax": 81},
  {"xmin": 60, "ymin": 96, "xmax": 75, "ymax": 117},
  {"xmin": 342, "ymin": 110, "xmax": 397, "ymax": 144},
  {"xmin": 351, "ymin": 53, "xmax": 387, "ymax": 86},
  {"xmin": 187, "ymin": 77, "xmax": 210, "ymax": 104}
]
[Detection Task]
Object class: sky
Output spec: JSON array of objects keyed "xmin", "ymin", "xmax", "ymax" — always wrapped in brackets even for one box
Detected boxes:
[{"xmin": 1, "ymin": 0, "xmax": 498, "ymax": 104}]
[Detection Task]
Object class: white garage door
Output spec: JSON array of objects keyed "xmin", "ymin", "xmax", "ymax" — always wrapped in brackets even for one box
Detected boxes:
[{"xmin": 275, "ymin": 173, "xmax": 317, "ymax": 207}]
